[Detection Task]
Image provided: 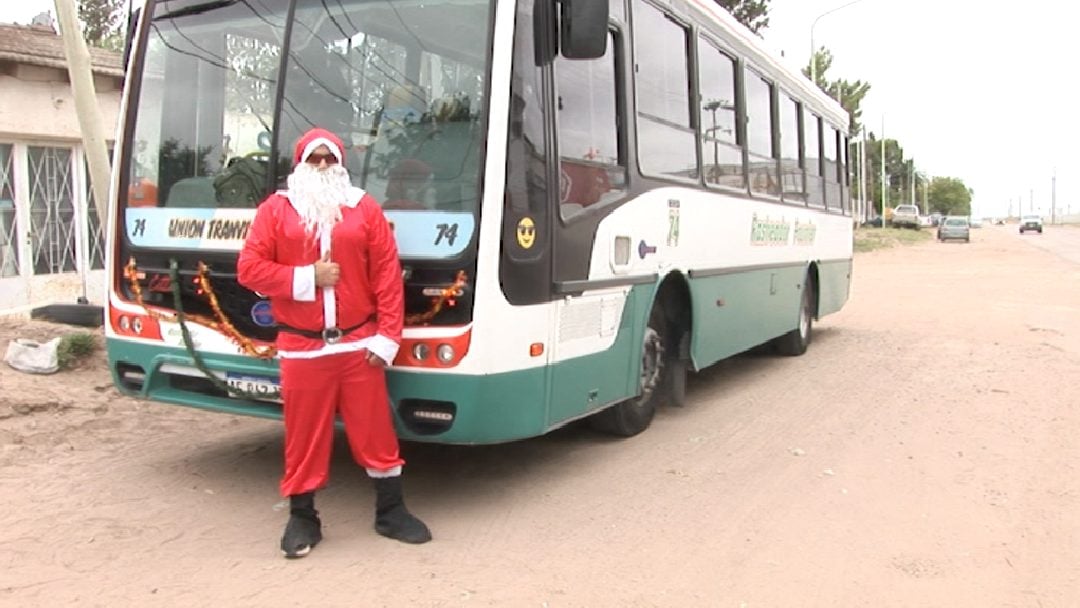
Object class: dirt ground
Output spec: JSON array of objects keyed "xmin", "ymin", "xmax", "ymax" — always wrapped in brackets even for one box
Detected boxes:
[{"xmin": 1, "ymin": 224, "xmax": 1078, "ymax": 607}]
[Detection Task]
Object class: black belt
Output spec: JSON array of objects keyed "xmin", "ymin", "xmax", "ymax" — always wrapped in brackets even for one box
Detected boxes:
[{"xmin": 277, "ymin": 315, "xmax": 375, "ymax": 344}]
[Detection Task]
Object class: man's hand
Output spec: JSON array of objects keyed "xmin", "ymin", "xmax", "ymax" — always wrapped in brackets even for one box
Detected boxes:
[
  {"xmin": 314, "ymin": 251, "xmax": 340, "ymax": 287},
  {"xmin": 367, "ymin": 351, "xmax": 387, "ymax": 367}
]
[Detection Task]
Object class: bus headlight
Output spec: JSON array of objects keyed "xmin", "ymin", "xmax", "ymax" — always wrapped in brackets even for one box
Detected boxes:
[
  {"xmin": 119, "ymin": 315, "xmax": 131, "ymax": 331},
  {"xmin": 131, "ymin": 317, "xmax": 144, "ymax": 334},
  {"xmin": 412, "ymin": 343, "xmax": 430, "ymax": 361},
  {"xmin": 436, "ymin": 344, "xmax": 455, "ymax": 364}
]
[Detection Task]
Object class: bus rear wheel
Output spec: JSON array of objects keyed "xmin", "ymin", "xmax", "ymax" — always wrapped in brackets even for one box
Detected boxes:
[
  {"xmin": 590, "ymin": 305, "xmax": 667, "ymax": 437},
  {"xmin": 773, "ymin": 276, "xmax": 814, "ymax": 357}
]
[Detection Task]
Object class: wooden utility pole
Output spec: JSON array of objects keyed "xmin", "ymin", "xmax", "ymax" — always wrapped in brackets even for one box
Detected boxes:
[{"xmin": 54, "ymin": 0, "xmax": 112, "ymax": 224}]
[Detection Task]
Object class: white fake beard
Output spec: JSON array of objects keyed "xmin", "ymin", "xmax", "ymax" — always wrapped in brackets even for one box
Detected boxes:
[{"xmin": 287, "ymin": 162, "xmax": 351, "ymax": 236}]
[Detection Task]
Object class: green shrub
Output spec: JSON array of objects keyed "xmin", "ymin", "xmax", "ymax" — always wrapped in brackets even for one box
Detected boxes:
[
  {"xmin": 57, "ymin": 332, "xmax": 97, "ymax": 369},
  {"xmin": 854, "ymin": 227, "xmax": 933, "ymax": 252}
]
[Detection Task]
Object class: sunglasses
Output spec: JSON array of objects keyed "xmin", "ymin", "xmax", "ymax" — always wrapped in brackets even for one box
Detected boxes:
[{"xmin": 305, "ymin": 153, "xmax": 339, "ymax": 165}]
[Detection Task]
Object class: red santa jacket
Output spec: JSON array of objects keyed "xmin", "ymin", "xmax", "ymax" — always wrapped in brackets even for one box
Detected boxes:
[{"xmin": 237, "ymin": 191, "xmax": 404, "ymax": 356}]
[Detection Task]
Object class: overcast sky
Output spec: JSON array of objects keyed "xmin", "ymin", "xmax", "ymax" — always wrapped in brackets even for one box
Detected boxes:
[
  {"xmin": 765, "ymin": 0, "xmax": 1080, "ymax": 218},
  {"xmin": 4, "ymin": 0, "xmax": 1077, "ymax": 217}
]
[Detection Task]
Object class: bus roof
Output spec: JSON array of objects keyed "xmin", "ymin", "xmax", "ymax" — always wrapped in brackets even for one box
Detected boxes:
[{"xmin": 668, "ymin": 0, "xmax": 851, "ymax": 134}]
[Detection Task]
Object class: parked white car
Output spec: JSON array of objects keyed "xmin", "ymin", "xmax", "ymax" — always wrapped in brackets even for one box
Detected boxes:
[{"xmin": 891, "ymin": 205, "xmax": 920, "ymax": 229}]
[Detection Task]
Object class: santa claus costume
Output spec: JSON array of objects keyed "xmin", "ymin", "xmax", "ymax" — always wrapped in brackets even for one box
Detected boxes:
[{"xmin": 238, "ymin": 127, "xmax": 431, "ymax": 558}]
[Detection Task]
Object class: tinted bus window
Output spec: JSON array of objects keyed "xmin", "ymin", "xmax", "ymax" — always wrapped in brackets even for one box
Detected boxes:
[
  {"xmin": 697, "ymin": 37, "xmax": 743, "ymax": 191},
  {"xmin": 745, "ymin": 69, "xmax": 777, "ymax": 196},
  {"xmin": 634, "ymin": 0, "xmax": 695, "ymax": 181}
]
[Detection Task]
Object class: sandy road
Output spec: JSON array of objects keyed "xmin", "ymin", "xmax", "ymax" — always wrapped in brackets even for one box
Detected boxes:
[{"xmin": 0, "ymin": 223, "xmax": 1077, "ymax": 607}]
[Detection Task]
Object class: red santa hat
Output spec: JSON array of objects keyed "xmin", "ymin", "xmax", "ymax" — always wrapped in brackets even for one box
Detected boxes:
[{"xmin": 293, "ymin": 127, "xmax": 345, "ymax": 165}]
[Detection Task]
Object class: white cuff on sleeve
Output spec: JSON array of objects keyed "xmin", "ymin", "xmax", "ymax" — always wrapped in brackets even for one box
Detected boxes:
[
  {"xmin": 367, "ymin": 333, "xmax": 400, "ymax": 365},
  {"xmin": 293, "ymin": 265, "xmax": 316, "ymax": 301}
]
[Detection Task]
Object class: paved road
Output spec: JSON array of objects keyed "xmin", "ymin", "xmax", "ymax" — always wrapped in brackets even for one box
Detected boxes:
[{"xmin": 1011, "ymin": 222, "xmax": 1080, "ymax": 264}]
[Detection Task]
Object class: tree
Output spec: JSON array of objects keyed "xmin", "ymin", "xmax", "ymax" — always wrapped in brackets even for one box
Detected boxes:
[
  {"xmin": 76, "ymin": 0, "xmax": 124, "ymax": 50},
  {"xmin": 803, "ymin": 47, "xmax": 833, "ymax": 90},
  {"xmin": 928, "ymin": 177, "xmax": 973, "ymax": 216},
  {"xmin": 716, "ymin": 0, "xmax": 771, "ymax": 35},
  {"xmin": 803, "ymin": 47, "xmax": 871, "ymax": 135}
]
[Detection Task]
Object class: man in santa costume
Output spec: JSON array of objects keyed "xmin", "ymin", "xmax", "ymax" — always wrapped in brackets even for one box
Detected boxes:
[{"xmin": 238, "ymin": 127, "xmax": 430, "ymax": 558}]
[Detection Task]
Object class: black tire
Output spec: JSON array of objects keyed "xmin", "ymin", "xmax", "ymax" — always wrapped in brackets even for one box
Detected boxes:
[
  {"xmin": 30, "ymin": 303, "xmax": 104, "ymax": 327},
  {"xmin": 590, "ymin": 305, "xmax": 667, "ymax": 437},
  {"xmin": 773, "ymin": 277, "xmax": 814, "ymax": 357},
  {"xmin": 666, "ymin": 359, "xmax": 687, "ymax": 407}
]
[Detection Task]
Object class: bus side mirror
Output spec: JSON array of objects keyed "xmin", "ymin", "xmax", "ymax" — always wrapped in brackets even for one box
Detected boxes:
[{"xmin": 559, "ymin": 0, "xmax": 607, "ymax": 59}]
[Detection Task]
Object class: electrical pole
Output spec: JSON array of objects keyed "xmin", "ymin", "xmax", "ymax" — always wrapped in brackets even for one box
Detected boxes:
[
  {"xmin": 1051, "ymin": 169, "xmax": 1057, "ymax": 224},
  {"xmin": 809, "ymin": 0, "xmax": 870, "ymax": 85},
  {"xmin": 860, "ymin": 128, "xmax": 868, "ymax": 222},
  {"xmin": 910, "ymin": 162, "xmax": 915, "ymax": 209},
  {"xmin": 922, "ymin": 174, "xmax": 928, "ymax": 214},
  {"xmin": 54, "ymin": 0, "xmax": 111, "ymax": 224},
  {"xmin": 880, "ymin": 116, "xmax": 887, "ymax": 227}
]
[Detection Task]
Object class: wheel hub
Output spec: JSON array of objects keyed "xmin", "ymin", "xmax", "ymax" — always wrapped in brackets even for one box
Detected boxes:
[{"xmin": 639, "ymin": 327, "xmax": 664, "ymax": 398}]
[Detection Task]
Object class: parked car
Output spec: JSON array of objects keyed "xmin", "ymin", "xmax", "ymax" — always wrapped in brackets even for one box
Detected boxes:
[
  {"xmin": 891, "ymin": 204, "xmax": 921, "ymax": 229},
  {"xmin": 1019, "ymin": 215, "xmax": 1043, "ymax": 234},
  {"xmin": 937, "ymin": 216, "xmax": 970, "ymax": 243}
]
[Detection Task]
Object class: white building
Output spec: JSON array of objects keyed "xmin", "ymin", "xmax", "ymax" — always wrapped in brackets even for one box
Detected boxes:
[{"xmin": 0, "ymin": 19, "xmax": 123, "ymax": 315}]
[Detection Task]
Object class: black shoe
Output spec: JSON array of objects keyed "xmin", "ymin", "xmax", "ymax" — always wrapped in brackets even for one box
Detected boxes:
[
  {"xmin": 280, "ymin": 492, "xmax": 322, "ymax": 558},
  {"xmin": 373, "ymin": 476, "xmax": 432, "ymax": 544}
]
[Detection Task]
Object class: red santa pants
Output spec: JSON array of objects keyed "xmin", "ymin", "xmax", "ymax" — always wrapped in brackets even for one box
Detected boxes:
[{"xmin": 278, "ymin": 349, "xmax": 404, "ymax": 497}]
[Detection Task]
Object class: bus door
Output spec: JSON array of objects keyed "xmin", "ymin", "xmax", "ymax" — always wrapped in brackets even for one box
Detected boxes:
[{"xmin": 547, "ymin": 25, "xmax": 634, "ymax": 425}]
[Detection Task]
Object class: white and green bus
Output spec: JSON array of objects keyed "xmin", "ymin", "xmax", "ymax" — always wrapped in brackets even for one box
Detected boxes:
[{"xmin": 106, "ymin": 0, "xmax": 853, "ymax": 443}]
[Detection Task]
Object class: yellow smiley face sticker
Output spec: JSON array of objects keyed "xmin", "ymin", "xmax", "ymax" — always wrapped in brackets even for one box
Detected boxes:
[{"xmin": 516, "ymin": 217, "xmax": 536, "ymax": 249}]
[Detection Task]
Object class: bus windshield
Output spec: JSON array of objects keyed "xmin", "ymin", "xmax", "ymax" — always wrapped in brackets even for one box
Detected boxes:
[{"xmin": 125, "ymin": 0, "xmax": 491, "ymax": 259}]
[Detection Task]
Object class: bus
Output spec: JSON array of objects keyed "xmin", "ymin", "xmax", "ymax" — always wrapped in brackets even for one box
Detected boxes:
[{"xmin": 105, "ymin": 0, "xmax": 853, "ymax": 444}]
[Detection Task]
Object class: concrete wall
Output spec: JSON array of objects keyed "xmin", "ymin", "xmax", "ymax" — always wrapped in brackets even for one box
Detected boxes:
[{"xmin": 0, "ymin": 64, "xmax": 122, "ymax": 143}]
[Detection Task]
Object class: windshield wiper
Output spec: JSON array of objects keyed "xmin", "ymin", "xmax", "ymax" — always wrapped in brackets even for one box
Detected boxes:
[{"xmin": 153, "ymin": 0, "xmax": 240, "ymax": 21}]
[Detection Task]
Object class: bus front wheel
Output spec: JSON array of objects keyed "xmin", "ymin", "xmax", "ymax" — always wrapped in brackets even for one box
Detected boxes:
[{"xmin": 590, "ymin": 305, "xmax": 668, "ymax": 437}]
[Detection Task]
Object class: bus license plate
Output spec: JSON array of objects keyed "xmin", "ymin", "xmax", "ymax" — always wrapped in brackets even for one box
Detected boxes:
[{"xmin": 225, "ymin": 372, "xmax": 282, "ymax": 401}]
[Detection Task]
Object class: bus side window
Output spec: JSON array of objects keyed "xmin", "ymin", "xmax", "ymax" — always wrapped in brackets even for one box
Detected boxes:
[
  {"xmin": 805, "ymin": 112, "xmax": 825, "ymax": 208},
  {"xmin": 824, "ymin": 124, "xmax": 842, "ymax": 210},
  {"xmin": 633, "ymin": 0, "xmax": 696, "ymax": 182},
  {"xmin": 745, "ymin": 68, "xmax": 779, "ymax": 197},
  {"xmin": 697, "ymin": 36, "xmax": 743, "ymax": 191},
  {"xmin": 779, "ymin": 95, "xmax": 804, "ymax": 203},
  {"xmin": 554, "ymin": 30, "xmax": 625, "ymax": 220}
]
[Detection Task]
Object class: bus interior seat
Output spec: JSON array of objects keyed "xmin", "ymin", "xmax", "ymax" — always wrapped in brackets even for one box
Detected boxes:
[
  {"xmin": 165, "ymin": 176, "xmax": 216, "ymax": 207},
  {"xmin": 383, "ymin": 158, "xmax": 432, "ymax": 210}
]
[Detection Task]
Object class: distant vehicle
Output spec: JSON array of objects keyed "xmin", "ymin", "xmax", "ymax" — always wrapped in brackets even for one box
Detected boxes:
[
  {"xmin": 929, "ymin": 212, "xmax": 944, "ymax": 227},
  {"xmin": 1019, "ymin": 215, "xmax": 1043, "ymax": 234},
  {"xmin": 969, "ymin": 217, "xmax": 982, "ymax": 228},
  {"xmin": 938, "ymin": 216, "xmax": 970, "ymax": 243},
  {"xmin": 918, "ymin": 215, "xmax": 933, "ymax": 227},
  {"xmin": 891, "ymin": 204, "xmax": 921, "ymax": 229}
]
